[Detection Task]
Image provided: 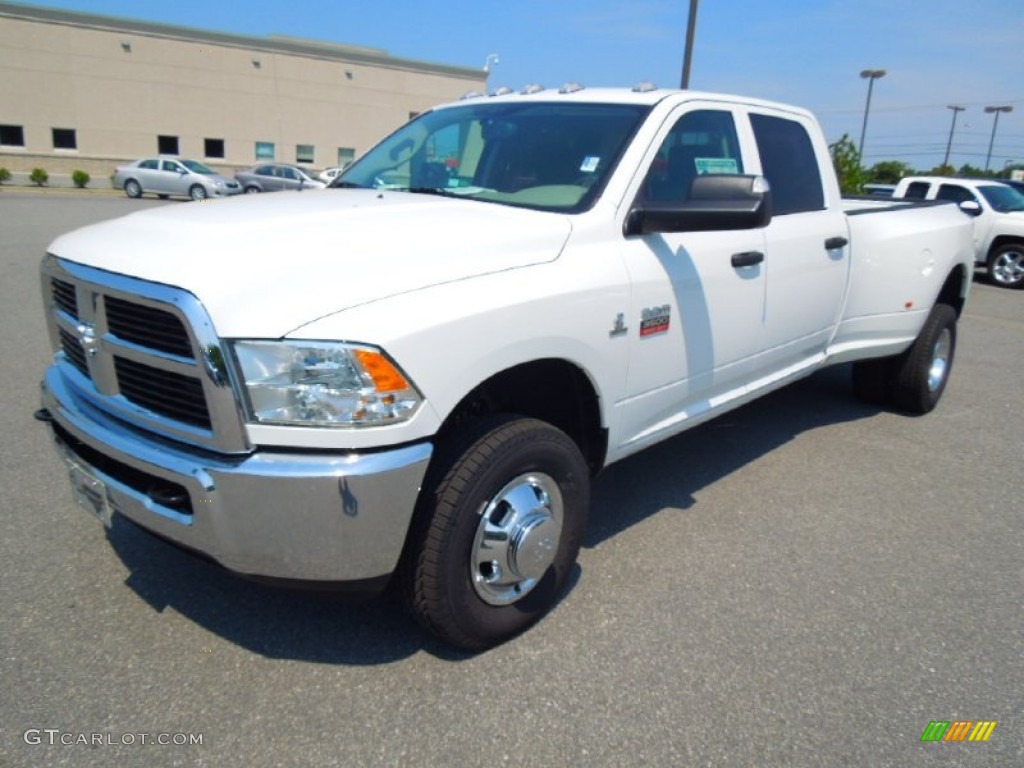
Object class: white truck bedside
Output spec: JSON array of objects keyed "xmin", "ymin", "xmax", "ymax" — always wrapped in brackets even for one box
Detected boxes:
[{"xmin": 37, "ymin": 85, "xmax": 975, "ymax": 650}]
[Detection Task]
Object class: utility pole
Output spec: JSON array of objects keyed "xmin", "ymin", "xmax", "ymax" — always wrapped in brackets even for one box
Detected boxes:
[
  {"xmin": 984, "ymin": 105, "xmax": 1013, "ymax": 172},
  {"xmin": 858, "ymin": 69, "xmax": 886, "ymax": 159},
  {"xmin": 680, "ymin": 0, "xmax": 699, "ymax": 88},
  {"xmin": 943, "ymin": 105, "xmax": 966, "ymax": 170}
]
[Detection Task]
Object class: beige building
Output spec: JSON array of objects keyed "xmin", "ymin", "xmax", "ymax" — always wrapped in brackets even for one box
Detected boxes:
[{"xmin": 0, "ymin": 1, "xmax": 485, "ymax": 184}]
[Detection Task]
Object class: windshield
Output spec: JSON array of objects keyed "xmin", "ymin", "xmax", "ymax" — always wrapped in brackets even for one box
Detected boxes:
[
  {"xmin": 979, "ymin": 184, "xmax": 1024, "ymax": 213},
  {"xmin": 335, "ymin": 100, "xmax": 651, "ymax": 213},
  {"xmin": 181, "ymin": 159, "xmax": 216, "ymax": 175}
]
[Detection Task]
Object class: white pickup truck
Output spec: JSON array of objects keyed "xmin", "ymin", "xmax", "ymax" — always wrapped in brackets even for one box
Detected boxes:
[
  {"xmin": 893, "ymin": 175, "xmax": 1024, "ymax": 288},
  {"xmin": 37, "ymin": 86, "xmax": 974, "ymax": 650}
]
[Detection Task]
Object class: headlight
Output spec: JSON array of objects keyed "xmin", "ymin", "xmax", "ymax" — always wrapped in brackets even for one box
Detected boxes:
[{"xmin": 231, "ymin": 341, "xmax": 423, "ymax": 427}]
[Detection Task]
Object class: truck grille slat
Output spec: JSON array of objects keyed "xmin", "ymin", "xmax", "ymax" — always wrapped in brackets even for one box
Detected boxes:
[
  {"xmin": 106, "ymin": 296, "xmax": 194, "ymax": 358},
  {"xmin": 58, "ymin": 327, "xmax": 90, "ymax": 377},
  {"xmin": 114, "ymin": 357, "xmax": 211, "ymax": 429},
  {"xmin": 51, "ymin": 278, "xmax": 78, "ymax": 317}
]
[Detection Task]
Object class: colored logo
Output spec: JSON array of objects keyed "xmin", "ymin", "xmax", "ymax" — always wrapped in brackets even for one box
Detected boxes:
[{"xmin": 920, "ymin": 720, "xmax": 997, "ymax": 742}]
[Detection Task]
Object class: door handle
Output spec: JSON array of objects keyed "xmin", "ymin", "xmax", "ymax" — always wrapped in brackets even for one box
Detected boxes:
[
  {"xmin": 731, "ymin": 251, "xmax": 764, "ymax": 268},
  {"xmin": 825, "ymin": 236, "xmax": 849, "ymax": 250}
]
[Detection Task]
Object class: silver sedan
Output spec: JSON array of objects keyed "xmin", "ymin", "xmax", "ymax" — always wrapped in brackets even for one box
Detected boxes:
[
  {"xmin": 113, "ymin": 157, "xmax": 243, "ymax": 200},
  {"xmin": 235, "ymin": 164, "xmax": 326, "ymax": 193}
]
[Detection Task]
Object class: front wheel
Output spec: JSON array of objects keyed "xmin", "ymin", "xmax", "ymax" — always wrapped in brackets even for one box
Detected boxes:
[
  {"xmin": 124, "ymin": 179, "xmax": 142, "ymax": 198},
  {"xmin": 244, "ymin": 185, "xmax": 261, "ymax": 194},
  {"xmin": 189, "ymin": 184, "xmax": 207, "ymax": 201},
  {"xmin": 402, "ymin": 416, "xmax": 589, "ymax": 651},
  {"xmin": 987, "ymin": 244, "xmax": 1024, "ymax": 288}
]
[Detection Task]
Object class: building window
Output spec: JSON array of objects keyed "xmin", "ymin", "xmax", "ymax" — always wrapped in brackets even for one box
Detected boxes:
[
  {"xmin": 255, "ymin": 141, "xmax": 275, "ymax": 161},
  {"xmin": 204, "ymin": 138, "xmax": 225, "ymax": 159},
  {"xmin": 52, "ymin": 128, "xmax": 77, "ymax": 150},
  {"xmin": 337, "ymin": 147, "xmax": 355, "ymax": 169},
  {"xmin": 296, "ymin": 144, "xmax": 315, "ymax": 164},
  {"xmin": 157, "ymin": 135, "xmax": 179, "ymax": 155},
  {"xmin": 0, "ymin": 124, "xmax": 25, "ymax": 147}
]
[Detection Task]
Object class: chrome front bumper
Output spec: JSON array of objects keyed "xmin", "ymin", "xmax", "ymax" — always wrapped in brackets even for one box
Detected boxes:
[{"xmin": 40, "ymin": 365, "xmax": 432, "ymax": 585}]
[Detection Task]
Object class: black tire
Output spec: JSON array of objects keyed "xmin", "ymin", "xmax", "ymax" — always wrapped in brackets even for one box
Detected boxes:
[
  {"xmin": 189, "ymin": 184, "xmax": 207, "ymax": 201},
  {"xmin": 851, "ymin": 357, "xmax": 893, "ymax": 407},
  {"xmin": 986, "ymin": 244, "xmax": 1024, "ymax": 289},
  {"xmin": 124, "ymin": 179, "xmax": 142, "ymax": 198},
  {"xmin": 890, "ymin": 303, "xmax": 957, "ymax": 414},
  {"xmin": 402, "ymin": 415, "xmax": 589, "ymax": 651},
  {"xmin": 244, "ymin": 185, "xmax": 261, "ymax": 194}
]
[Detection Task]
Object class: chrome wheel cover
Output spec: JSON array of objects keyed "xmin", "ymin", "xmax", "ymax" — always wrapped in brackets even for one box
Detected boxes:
[
  {"xmin": 992, "ymin": 249, "xmax": 1024, "ymax": 285},
  {"xmin": 928, "ymin": 328, "xmax": 952, "ymax": 392},
  {"xmin": 471, "ymin": 472, "xmax": 563, "ymax": 606}
]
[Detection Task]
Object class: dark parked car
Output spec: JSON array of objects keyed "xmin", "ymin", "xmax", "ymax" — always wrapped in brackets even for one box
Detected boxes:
[
  {"xmin": 112, "ymin": 157, "xmax": 242, "ymax": 200},
  {"xmin": 234, "ymin": 164, "xmax": 326, "ymax": 193}
]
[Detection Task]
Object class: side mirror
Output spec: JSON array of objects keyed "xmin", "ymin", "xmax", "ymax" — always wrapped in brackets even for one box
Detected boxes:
[
  {"xmin": 624, "ymin": 174, "xmax": 772, "ymax": 236},
  {"xmin": 959, "ymin": 200, "xmax": 982, "ymax": 217}
]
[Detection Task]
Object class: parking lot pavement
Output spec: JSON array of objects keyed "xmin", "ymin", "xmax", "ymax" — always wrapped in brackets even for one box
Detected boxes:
[{"xmin": 2, "ymin": 194, "xmax": 1021, "ymax": 767}]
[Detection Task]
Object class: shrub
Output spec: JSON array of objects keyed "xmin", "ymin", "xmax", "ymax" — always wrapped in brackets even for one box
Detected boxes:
[
  {"xmin": 29, "ymin": 168, "xmax": 49, "ymax": 187},
  {"xmin": 72, "ymin": 169, "xmax": 90, "ymax": 188},
  {"xmin": 0, "ymin": 167, "xmax": 10, "ymax": 185}
]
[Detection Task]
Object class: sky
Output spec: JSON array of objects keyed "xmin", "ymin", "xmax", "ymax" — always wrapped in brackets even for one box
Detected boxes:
[{"xmin": 16, "ymin": 0, "xmax": 1024, "ymax": 172}]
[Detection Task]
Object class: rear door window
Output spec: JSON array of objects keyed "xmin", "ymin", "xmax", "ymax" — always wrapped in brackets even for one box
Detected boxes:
[{"xmin": 750, "ymin": 114, "xmax": 824, "ymax": 215}]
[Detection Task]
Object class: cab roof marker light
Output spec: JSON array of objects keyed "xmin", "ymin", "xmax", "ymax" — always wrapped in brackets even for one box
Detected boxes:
[
  {"xmin": 521, "ymin": 84, "xmax": 546, "ymax": 94},
  {"xmin": 632, "ymin": 81, "xmax": 658, "ymax": 93},
  {"xmin": 559, "ymin": 82, "xmax": 584, "ymax": 94},
  {"xmin": 460, "ymin": 90, "xmax": 486, "ymax": 100},
  {"xmin": 490, "ymin": 86, "xmax": 514, "ymax": 97}
]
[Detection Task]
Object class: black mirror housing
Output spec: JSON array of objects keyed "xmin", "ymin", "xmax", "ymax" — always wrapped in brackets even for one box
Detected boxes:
[{"xmin": 625, "ymin": 174, "xmax": 772, "ymax": 236}]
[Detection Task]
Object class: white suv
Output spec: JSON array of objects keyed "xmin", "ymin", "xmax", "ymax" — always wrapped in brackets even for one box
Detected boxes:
[{"xmin": 894, "ymin": 176, "xmax": 1024, "ymax": 288}]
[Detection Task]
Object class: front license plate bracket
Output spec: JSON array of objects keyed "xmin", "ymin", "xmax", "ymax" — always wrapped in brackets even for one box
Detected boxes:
[{"xmin": 66, "ymin": 459, "xmax": 113, "ymax": 529}]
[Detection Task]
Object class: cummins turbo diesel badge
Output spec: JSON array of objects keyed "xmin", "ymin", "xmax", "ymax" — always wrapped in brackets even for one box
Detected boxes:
[{"xmin": 639, "ymin": 304, "xmax": 671, "ymax": 337}]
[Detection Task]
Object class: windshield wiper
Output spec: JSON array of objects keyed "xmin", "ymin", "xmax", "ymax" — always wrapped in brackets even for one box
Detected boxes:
[{"xmin": 407, "ymin": 187, "xmax": 459, "ymax": 198}]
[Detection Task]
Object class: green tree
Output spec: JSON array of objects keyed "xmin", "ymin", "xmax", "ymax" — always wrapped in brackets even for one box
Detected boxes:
[
  {"xmin": 866, "ymin": 160, "xmax": 914, "ymax": 184},
  {"xmin": 955, "ymin": 163, "xmax": 994, "ymax": 179},
  {"xmin": 828, "ymin": 134, "xmax": 866, "ymax": 195},
  {"xmin": 29, "ymin": 168, "xmax": 48, "ymax": 186},
  {"xmin": 71, "ymin": 169, "xmax": 90, "ymax": 188}
]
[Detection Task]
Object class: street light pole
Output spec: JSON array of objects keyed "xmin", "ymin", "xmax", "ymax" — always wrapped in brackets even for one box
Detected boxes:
[
  {"xmin": 984, "ymin": 105, "xmax": 1013, "ymax": 172},
  {"xmin": 943, "ymin": 105, "xmax": 966, "ymax": 170},
  {"xmin": 483, "ymin": 53, "xmax": 500, "ymax": 86},
  {"xmin": 858, "ymin": 69, "xmax": 886, "ymax": 159},
  {"xmin": 680, "ymin": 0, "xmax": 699, "ymax": 88}
]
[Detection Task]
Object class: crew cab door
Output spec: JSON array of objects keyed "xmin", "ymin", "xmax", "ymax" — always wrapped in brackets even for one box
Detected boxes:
[
  {"xmin": 745, "ymin": 110, "xmax": 850, "ymax": 376},
  {"xmin": 615, "ymin": 105, "xmax": 767, "ymax": 453}
]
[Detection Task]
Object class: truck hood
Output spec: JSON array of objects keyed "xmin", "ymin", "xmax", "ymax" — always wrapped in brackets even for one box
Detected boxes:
[{"xmin": 48, "ymin": 190, "xmax": 573, "ymax": 337}]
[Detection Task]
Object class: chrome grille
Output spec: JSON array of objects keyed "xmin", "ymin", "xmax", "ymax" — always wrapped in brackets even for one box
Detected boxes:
[
  {"xmin": 105, "ymin": 296, "xmax": 194, "ymax": 358},
  {"xmin": 41, "ymin": 255, "xmax": 249, "ymax": 453}
]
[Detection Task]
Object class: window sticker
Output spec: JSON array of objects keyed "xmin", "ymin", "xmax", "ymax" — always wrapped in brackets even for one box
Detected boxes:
[
  {"xmin": 580, "ymin": 155, "xmax": 601, "ymax": 173},
  {"xmin": 694, "ymin": 157, "xmax": 739, "ymax": 175}
]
